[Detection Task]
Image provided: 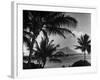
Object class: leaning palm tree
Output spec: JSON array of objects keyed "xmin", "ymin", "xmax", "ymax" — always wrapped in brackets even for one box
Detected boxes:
[
  {"xmin": 75, "ymin": 34, "xmax": 91, "ymax": 60},
  {"xmin": 23, "ymin": 10, "xmax": 77, "ymax": 65},
  {"xmin": 34, "ymin": 37, "xmax": 60, "ymax": 68}
]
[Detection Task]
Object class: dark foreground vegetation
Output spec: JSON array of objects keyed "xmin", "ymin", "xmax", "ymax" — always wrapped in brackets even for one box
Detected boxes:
[
  {"xmin": 23, "ymin": 63, "xmax": 43, "ymax": 69},
  {"xmin": 71, "ymin": 60, "xmax": 91, "ymax": 67}
]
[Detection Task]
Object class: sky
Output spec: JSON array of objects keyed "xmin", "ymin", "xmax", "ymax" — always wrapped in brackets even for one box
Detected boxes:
[
  {"xmin": 36, "ymin": 12, "xmax": 91, "ymax": 53},
  {"xmin": 23, "ymin": 12, "xmax": 91, "ymax": 55}
]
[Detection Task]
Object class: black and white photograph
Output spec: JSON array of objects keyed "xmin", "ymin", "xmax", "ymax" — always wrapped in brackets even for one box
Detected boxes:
[{"xmin": 23, "ymin": 10, "xmax": 91, "ymax": 69}]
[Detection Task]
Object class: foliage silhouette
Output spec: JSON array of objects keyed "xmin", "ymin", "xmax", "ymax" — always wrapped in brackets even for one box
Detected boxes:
[
  {"xmin": 53, "ymin": 51, "xmax": 65, "ymax": 57},
  {"xmin": 49, "ymin": 58, "xmax": 62, "ymax": 63}
]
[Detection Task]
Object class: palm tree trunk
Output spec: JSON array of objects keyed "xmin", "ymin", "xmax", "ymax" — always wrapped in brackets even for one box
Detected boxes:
[
  {"xmin": 42, "ymin": 58, "xmax": 46, "ymax": 68},
  {"xmin": 84, "ymin": 51, "xmax": 86, "ymax": 61}
]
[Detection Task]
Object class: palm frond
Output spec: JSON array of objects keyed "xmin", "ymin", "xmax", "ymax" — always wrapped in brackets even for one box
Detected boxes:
[
  {"xmin": 45, "ymin": 27, "xmax": 75, "ymax": 38},
  {"xmin": 48, "ymin": 40, "xmax": 54, "ymax": 46},
  {"xmin": 87, "ymin": 40, "xmax": 91, "ymax": 44},
  {"xmin": 65, "ymin": 16, "xmax": 78, "ymax": 27},
  {"xmin": 87, "ymin": 45, "xmax": 91, "ymax": 54},
  {"xmin": 84, "ymin": 34, "xmax": 89, "ymax": 41},
  {"xmin": 58, "ymin": 28, "xmax": 75, "ymax": 36},
  {"xmin": 46, "ymin": 15, "xmax": 77, "ymax": 28},
  {"xmin": 75, "ymin": 45, "xmax": 82, "ymax": 50}
]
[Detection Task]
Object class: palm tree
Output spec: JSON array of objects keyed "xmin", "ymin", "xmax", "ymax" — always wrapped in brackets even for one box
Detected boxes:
[
  {"xmin": 75, "ymin": 34, "xmax": 91, "ymax": 60},
  {"xmin": 23, "ymin": 10, "xmax": 78, "ymax": 65},
  {"xmin": 34, "ymin": 36, "xmax": 60, "ymax": 68}
]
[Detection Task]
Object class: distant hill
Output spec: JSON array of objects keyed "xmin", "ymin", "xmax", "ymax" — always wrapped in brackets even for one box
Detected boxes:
[{"xmin": 54, "ymin": 47, "xmax": 78, "ymax": 55}]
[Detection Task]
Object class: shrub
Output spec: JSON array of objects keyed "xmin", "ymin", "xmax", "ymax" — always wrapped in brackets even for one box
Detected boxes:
[{"xmin": 71, "ymin": 60, "xmax": 91, "ymax": 67}]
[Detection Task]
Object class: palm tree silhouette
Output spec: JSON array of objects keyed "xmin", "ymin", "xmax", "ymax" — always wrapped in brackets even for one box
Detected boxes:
[
  {"xmin": 75, "ymin": 34, "xmax": 91, "ymax": 60},
  {"xmin": 34, "ymin": 36, "xmax": 60, "ymax": 68},
  {"xmin": 23, "ymin": 10, "xmax": 77, "ymax": 65}
]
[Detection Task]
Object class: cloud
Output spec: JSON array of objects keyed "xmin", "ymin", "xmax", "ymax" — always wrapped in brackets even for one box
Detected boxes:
[{"xmin": 72, "ymin": 31, "xmax": 84, "ymax": 38}]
